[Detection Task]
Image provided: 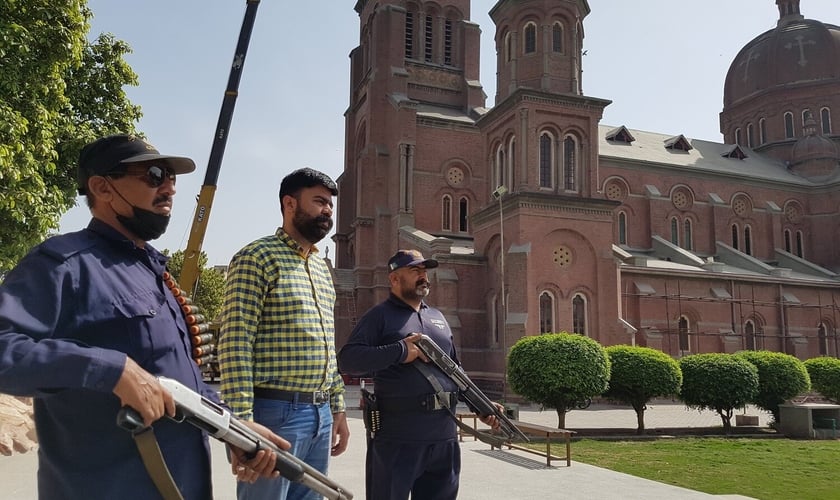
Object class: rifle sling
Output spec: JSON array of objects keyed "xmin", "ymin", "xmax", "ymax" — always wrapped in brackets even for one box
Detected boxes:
[
  {"xmin": 413, "ymin": 361, "xmax": 507, "ymax": 447},
  {"xmin": 132, "ymin": 426, "xmax": 185, "ymax": 500}
]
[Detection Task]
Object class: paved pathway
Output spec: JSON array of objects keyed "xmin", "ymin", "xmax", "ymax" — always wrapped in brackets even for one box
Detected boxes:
[{"xmin": 0, "ymin": 388, "xmax": 770, "ymax": 499}]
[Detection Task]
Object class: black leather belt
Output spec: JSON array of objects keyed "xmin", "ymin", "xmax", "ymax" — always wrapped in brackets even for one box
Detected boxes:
[
  {"xmin": 376, "ymin": 392, "xmax": 458, "ymax": 413},
  {"xmin": 254, "ymin": 387, "xmax": 329, "ymax": 404}
]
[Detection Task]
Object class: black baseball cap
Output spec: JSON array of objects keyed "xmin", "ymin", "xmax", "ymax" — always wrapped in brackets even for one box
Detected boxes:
[
  {"xmin": 388, "ymin": 249, "xmax": 439, "ymax": 272},
  {"xmin": 77, "ymin": 134, "xmax": 196, "ymax": 194}
]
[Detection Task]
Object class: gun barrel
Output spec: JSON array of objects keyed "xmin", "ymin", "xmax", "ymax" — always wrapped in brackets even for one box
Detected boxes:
[
  {"xmin": 154, "ymin": 377, "xmax": 354, "ymax": 500},
  {"xmin": 225, "ymin": 418, "xmax": 353, "ymax": 500},
  {"xmin": 416, "ymin": 335, "xmax": 529, "ymax": 443}
]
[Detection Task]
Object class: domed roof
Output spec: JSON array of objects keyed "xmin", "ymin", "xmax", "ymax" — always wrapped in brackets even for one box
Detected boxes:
[
  {"xmin": 723, "ymin": 2, "xmax": 840, "ymax": 107},
  {"xmin": 791, "ymin": 112, "xmax": 840, "ymax": 167}
]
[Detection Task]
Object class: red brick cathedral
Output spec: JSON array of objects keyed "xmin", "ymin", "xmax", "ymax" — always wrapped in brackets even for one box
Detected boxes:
[{"xmin": 332, "ymin": 0, "xmax": 840, "ymax": 395}]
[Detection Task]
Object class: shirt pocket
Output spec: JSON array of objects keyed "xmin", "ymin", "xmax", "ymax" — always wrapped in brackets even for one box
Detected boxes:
[
  {"xmin": 74, "ymin": 290, "xmax": 175, "ymax": 365},
  {"xmin": 114, "ymin": 292, "xmax": 183, "ymax": 365}
]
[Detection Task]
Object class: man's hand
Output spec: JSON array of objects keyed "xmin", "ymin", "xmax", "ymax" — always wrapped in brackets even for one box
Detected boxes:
[
  {"xmin": 112, "ymin": 357, "xmax": 175, "ymax": 427},
  {"xmin": 400, "ymin": 333, "xmax": 429, "ymax": 364},
  {"xmin": 229, "ymin": 420, "xmax": 291, "ymax": 483},
  {"xmin": 331, "ymin": 411, "xmax": 350, "ymax": 457},
  {"xmin": 479, "ymin": 402, "xmax": 505, "ymax": 431}
]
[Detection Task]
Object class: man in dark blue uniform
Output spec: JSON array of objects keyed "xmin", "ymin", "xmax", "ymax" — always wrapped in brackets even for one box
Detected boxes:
[
  {"xmin": 339, "ymin": 249, "xmax": 497, "ymax": 500},
  {"xmin": 0, "ymin": 134, "xmax": 286, "ymax": 499}
]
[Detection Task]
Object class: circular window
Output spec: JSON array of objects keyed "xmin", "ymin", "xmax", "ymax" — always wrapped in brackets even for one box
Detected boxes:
[
  {"xmin": 553, "ymin": 246, "xmax": 573, "ymax": 268},
  {"xmin": 733, "ymin": 196, "xmax": 751, "ymax": 217},
  {"xmin": 446, "ymin": 167, "xmax": 465, "ymax": 187},
  {"xmin": 672, "ymin": 188, "xmax": 692, "ymax": 210},
  {"xmin": 784, "ymin": 203, "xmax": 801, "ymax": 223},
  {"xmin": 605, "ymin": 181, "xmax": 625, "ymax": 201}
]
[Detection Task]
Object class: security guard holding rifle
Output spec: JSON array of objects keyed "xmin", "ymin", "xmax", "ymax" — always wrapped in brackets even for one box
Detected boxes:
[{"xmin": 339, "ymin": 250, "xmax": 503, "ymax": 500}]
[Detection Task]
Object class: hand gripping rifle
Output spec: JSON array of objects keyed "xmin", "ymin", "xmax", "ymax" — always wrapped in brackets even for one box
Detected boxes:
[
  {"xmin": 415, "ymin": 335, "xmax": 529, "ymax": 443},
  {"xmin": 117, "ymin": 377, "xmax": 353, "ymax": 500}
]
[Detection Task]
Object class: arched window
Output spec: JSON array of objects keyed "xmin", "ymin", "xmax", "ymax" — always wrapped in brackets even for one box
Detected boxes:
[
  {"xmin": 735, "ymin": 127, "xmax": 742, "ymax": 145},
  {"xmin": 784, "ymin": 112, "xmax": 795, "ymax": 139},
  {"xmin": 678, "ymin": 316, "xmax": 690, "ymax": 353},
  {"xmin": 731, "ymin": 224, "xmax": 739, "ymax": 250},
  {"xmin": 759, "ymin": 118, "xmax": 767, "ymax": 145},
  {"xmin": 552, "ymin": 23, "xmax": 563, "ymax": 53},
  {"xmin": 821, "ymin": 107, "xmax": 832, "ymax": 135},
  {"xmin": 744, "ymin": 320, "xmax": 756, "ymax": 350},
  {"xmin": 563, "ymin": 136, "xmax": 577, "ymax": 191},
  {"xmin": 795, "ymin": 230, "xmax": 804, "ymax": 257},
  {"xmin": 458, "ymin": 197, "xmax": 468, "ymax": 232},
  {"xmin": 818, "ymin": 323, "xmax": 829, "ymax": 356},
  {"xmin": 747, "ymin": 123, "xmax": 755, "ymax": 148},
  {"xmin": 744, "ymin": 225, "xmax": 752, "ymax": 256},
  {"xmin": 442, "ymin": 195, "xmax": 452, "ymax": 231},
  {"xmin": 572, "ymin": 294, "xmax": 587, "ymax": 335},
  {"xmin": 802, "ymin": 109, "xmax": 811, "ymax": 127},
  {"xmin": 539, "ymin": 132, "xmax": 554, "ymax": 188},
  {"xmin": 683, "ymin": 219, "xmax": 693, "ymax": 250},
  {"xmin": 507, "ymin": 137, "xmax": 516, "ymax": 189},
  {"xmin": 424, "ymin": 15, "xmax": 433, "ymax": 62},
  {"xmin": 524, "ymin": 23, "xmax": 537, "ymax": 54},
  {"xmin": 495, "ymin": 144, "xmax": 505, "ymax": 189},
  {"xmin": 618, "ymin": 212, "xmax": 627, "ymax": 245},
  {"xmin": 443, "ymin": 19, "xmax": 453, "ymax": 66},
  {"xmin": 404, "ymin": 12, "xmax": 414, "ymax": 59},
  {"xmin": 539, "ymin": 291, "xmax": 554, "ymax": 334},
  {"xmin": 670, "ymin": 217, "xmax": 679, "ymax": 245},
  {"xmin": 784, "ymin": 229, "xmax": 792, "ymax": 253},
  {"xmin": 504, "ymin": 32, "xmax": 512, "ymax": 63}
]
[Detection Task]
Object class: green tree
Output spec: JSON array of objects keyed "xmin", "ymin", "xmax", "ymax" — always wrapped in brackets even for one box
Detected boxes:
[
  {"xmin": 734, "ymin": 350, "xmax": 811, "ymax": 424},
  {"xmin": 679, "ymin": 353, "xmax": 759, "ymax": 432},
  {"xmin": 165, "ymin": 250, "xmax": 225, "ymax": 322},
  {"xmin": 604, "ymin": 345, "xmax": 682, "ymax": 434},
  {"xmin": 804, "ymin": 356, "xmax": 840, "ymax": 403},
  {"xmin": 508, "ymin": 333, "xmax": 610, "ymax": 428},
  {"xmin": 0, "ymin": 1, "xmax": 141, "ymax": 272}
]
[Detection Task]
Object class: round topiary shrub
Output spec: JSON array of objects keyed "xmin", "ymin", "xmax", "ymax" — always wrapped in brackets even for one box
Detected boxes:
[
  {"xmin": 604, "ymin": 345, "xmax": 682, "ymax": 434},
  {"xmin": 804, "ymin": 356, "xmax": 840, "ymax": 403},
  {"xmin": 734, "ymin": 350, "xmax": 810, "ymax": 423},
  {"xmin": 679, "ymin": 353, "xmax": 759, "ymax": 431},
  {"xmin": 508, "ymin": 333, "xmax": 609, "ymax": 428}
]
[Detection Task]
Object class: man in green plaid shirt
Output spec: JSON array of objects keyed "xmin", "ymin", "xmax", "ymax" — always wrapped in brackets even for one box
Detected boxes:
[{"xmin": 218, "ymin": 168, "xmax": 349, "ymax": 500}]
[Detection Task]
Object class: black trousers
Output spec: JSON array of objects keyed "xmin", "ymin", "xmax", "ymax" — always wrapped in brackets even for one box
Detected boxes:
[{"xmin": 366, "ymin": 438, "xmax": 460, "ymax": 500}]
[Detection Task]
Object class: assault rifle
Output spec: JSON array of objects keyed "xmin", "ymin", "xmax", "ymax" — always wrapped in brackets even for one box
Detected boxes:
[
  {"xmin": 415, "ymin": 335, "xmax": 530, "ymax": 443},
  {"xmin": 117, "ymin": 377, "xmax": 353, "ymax": 500}
]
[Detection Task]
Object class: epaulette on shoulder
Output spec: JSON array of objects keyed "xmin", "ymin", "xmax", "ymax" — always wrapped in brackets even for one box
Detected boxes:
[{"xmin": 38, "ymin": 232, "xmax": 97, "ymax": 262}]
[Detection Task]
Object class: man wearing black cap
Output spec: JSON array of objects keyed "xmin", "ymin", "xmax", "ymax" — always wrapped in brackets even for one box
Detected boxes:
[
  {"xmin": 0, "ymin": 134, "xmax": 285, "ymax": 499},
  {"xmin": 338, "ymin": 250, "xmax": 496, "ymax": 500}
]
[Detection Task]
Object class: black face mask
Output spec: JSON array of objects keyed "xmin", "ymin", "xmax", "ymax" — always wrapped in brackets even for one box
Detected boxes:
[
  {"xmin": 116, "ymin": 206, "xmax": 170, "ymax": 241},
  {"xmin": 106, "ymin": 180, "xmax": 171, "ymax": 241}
]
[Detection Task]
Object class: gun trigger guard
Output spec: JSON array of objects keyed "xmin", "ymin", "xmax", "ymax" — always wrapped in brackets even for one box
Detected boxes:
[{"xmin": 170, "ymin": 408, "xmax": 185, "ymax": 423}]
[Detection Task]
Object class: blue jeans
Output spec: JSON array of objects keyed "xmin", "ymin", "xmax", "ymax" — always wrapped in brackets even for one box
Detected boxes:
[{"xmin": 237, "ymin": 398, "xmax": 333, "ymax": 500}]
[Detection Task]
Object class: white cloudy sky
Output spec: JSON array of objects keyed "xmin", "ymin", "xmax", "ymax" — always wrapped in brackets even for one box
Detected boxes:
[{"xmin": 60, "ymin": 0, "xmax": 838, "ymax": 266}]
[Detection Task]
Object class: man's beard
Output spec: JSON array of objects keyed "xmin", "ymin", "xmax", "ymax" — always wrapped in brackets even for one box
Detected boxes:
[
  {"xmin": 403, "ymin": 278, "xmax": 431, "ymax": 301},
  {"xmin": 293, "ymin": 207, "xmax": 333, "ymax": 244}
]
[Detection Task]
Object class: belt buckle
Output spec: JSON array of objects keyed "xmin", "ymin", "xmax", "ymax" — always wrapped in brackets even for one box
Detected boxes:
[{"xmin": 313, "ymin": 391, "xmax": 327, "ymax": 404}]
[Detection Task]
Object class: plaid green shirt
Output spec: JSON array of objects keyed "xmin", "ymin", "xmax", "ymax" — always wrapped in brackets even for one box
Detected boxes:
[{"xmin": 218, "ymin": 228, "xmax": 345, "ymax": 419}]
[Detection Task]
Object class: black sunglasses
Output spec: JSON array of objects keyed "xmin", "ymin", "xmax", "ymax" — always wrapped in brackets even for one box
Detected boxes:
[{"xmin": 105, "ymin": 165, "xmax": 176, "ymax": 188}]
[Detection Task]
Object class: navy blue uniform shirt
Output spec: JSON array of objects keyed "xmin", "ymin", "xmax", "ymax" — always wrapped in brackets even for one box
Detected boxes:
[
  {"xmin": 338, "ymin": 293, "xmax": 459, "ymax": 442},
  {"xmin": 0, "ymin": 218, "xmax": 217, "ymax": 499}
]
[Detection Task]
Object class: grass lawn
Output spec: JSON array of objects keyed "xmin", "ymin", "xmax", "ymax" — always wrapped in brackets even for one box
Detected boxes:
[{"xmin": 569, "ymin": 438, "xmax": 838, "ymax": 500}]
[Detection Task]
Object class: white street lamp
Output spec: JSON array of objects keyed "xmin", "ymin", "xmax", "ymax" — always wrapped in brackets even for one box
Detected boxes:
[{"xmin": 492, "ymin": 185, "xmax": 508, "ymax": 398}]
